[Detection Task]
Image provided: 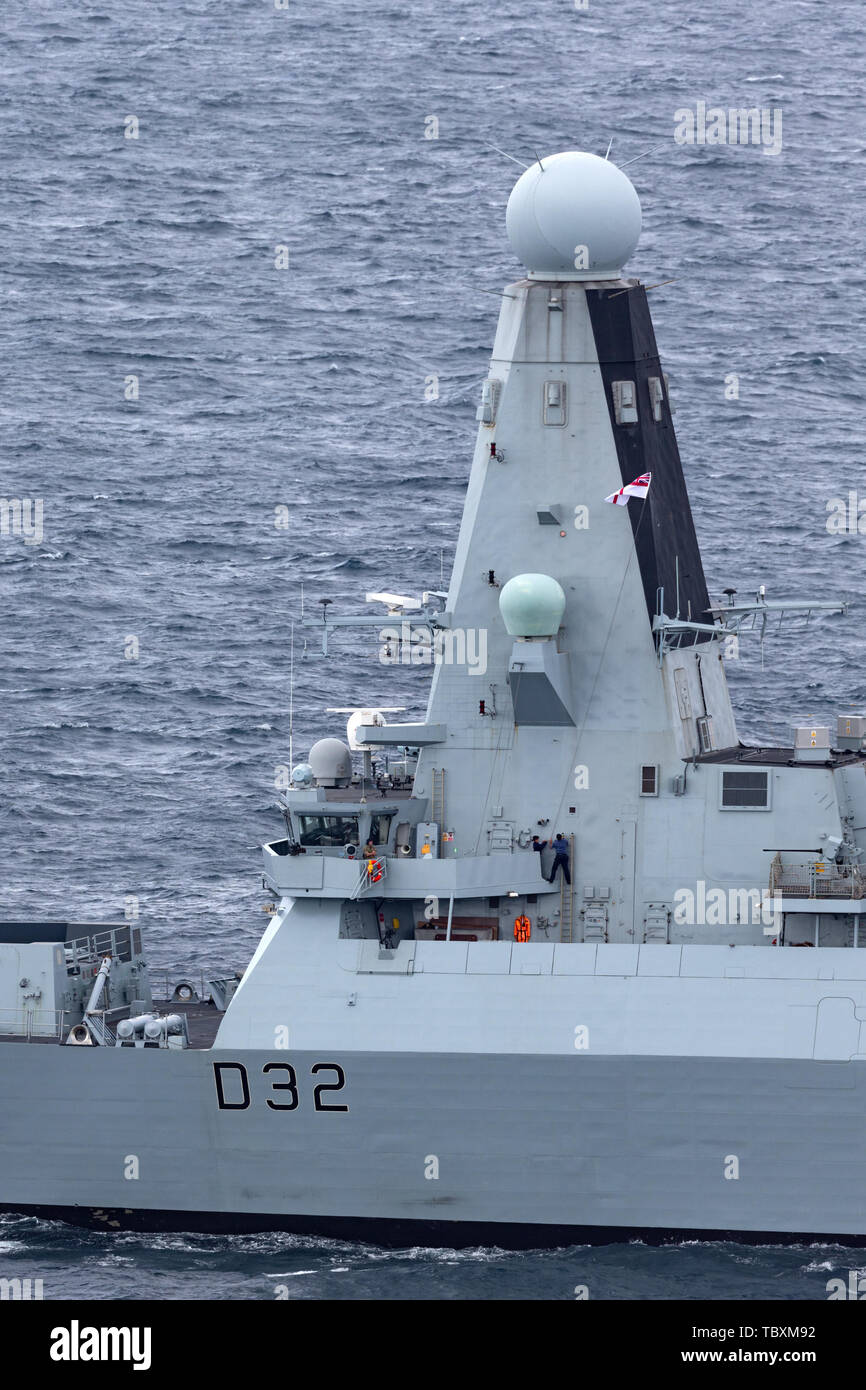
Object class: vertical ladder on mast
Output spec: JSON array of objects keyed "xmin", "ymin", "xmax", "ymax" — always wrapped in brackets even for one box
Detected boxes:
[
  {"xmin": 431, "ymin": 767, "xmax": 445, "ymax": 837},
  {"xmin": 560, "ymin": 833, "xmax": 574, "ymax": 943}
]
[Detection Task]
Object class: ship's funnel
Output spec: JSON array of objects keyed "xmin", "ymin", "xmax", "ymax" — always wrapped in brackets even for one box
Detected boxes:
[{"xmin": 506, "ymin": 150, "xmax": 641, "ymax": 281}]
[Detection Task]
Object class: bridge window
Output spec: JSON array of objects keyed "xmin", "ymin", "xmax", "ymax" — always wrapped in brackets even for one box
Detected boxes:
[
  {"xmin": 721, "ymin": 770, "xmax": 769, "ymax": 809},
  {"xmin": 297, "ymin": 815, "xmax": 360, "ymax": 847},
  {"xmin": 369, "ymin": 814, "xmax": 392, "ymax": 845}
]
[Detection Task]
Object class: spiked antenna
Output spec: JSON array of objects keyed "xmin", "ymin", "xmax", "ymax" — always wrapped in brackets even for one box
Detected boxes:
[
  {"xmin": 289, "ymin": 619, "xmax": 295, "ymax": 773},
  {"xmin": 604, "ymin": 137, "xmax": 613, "ymax": 160},
  {"xmin": 619, "ymin": 142, "xmax": 667, "ymax": 169},
  {"xmin": 609, "ymin": 279, "xmax": 676, "ymax": 299},
  {"xmin": 482, "ymin": 141, "xmax": 530, "ymax": 171}
]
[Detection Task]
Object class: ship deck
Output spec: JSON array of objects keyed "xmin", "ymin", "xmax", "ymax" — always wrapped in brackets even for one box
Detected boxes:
[
  {"xmin": 0, "ymin": 998, "xmax": 224, "ymax": 1049},
  {"xmin": 696, "ymin": 744, "xmax": 866, "ymax": 769},
  {"xmin": 323, "ymin": 784, "xmax": 415, "ymax": 801},
  {"xmin": 152, "ymin": 998, "xmax": 224, "ymax": 1048}
]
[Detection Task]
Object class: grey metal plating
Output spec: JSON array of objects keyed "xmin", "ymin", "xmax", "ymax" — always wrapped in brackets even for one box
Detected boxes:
[{"xmin": 1, "ymin": 155, "xmax": 863, "ymax": 1243}]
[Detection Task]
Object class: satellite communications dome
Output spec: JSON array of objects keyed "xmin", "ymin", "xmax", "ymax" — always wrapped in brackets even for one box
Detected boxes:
[
  {"xmin": 291, "ymin": 763, "xmax": 314, "ymax": 788},
  {"xmin": 308, "ymin": 738, "xmax": 352, "ymax": 787},
  {"xmin": 499, "ymin": 574, "xmax": 567, "ymax": 638},
  {"xmin": 506, "ymin": 150, "xmax": 641, "ymax": 281},
  {"xmin": 346, "ymin": 709, "xmax": 386, "ymax": 752}
]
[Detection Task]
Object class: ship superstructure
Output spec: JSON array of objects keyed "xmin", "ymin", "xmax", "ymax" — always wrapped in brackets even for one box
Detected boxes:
[{"xmin": 2, "ymin": 152, "xmax": 866, "ymax": 1246}]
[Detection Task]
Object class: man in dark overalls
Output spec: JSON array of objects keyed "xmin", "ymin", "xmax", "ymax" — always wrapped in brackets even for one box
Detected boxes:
[{"xmin": 548, "ymin": 833, "xmax": 571, "ymax": 884}]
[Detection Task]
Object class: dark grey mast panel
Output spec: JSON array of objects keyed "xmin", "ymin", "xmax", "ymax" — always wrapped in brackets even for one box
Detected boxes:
[{"xmin": 587, "ymin": 285, "xmax": 712, "ymax": 639}]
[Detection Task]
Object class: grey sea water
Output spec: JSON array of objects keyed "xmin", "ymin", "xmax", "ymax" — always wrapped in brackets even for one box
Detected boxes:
[{"xmin": 0, "ymin": 0, "xmax": 864, "ymax": 1300}]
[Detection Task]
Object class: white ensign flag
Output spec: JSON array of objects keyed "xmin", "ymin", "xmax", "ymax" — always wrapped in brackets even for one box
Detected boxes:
[{"xmin": 604, "ymin": 471, "xmax": 652, "ymax": 506}]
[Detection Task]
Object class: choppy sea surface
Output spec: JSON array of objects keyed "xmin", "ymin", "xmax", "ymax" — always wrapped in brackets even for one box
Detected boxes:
[{"xmin": 0, "ymin": 0, "xmax": 864, "ymax": 1300}]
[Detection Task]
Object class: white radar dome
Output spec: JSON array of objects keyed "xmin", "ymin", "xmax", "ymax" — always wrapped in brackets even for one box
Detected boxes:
[
  {"xmin": 506, "ymin": 150, "xmax": 641, "ymax": 281},
  {"xmin": 291, "ymin": 763, "xmax": 314, "ymax": 788},
  {"xmin": 308, "ymin": 738, "xmax": 352, "ymax": 787},
  {"xmin": 346, "ymin": 709, "xmax": 386, "ymax": 752},
  {"xmin": 499, "ymin": 574, "xmax": 566, "ymax": 638}
]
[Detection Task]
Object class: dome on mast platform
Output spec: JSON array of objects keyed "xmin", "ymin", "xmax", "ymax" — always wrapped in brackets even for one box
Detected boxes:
[
  {"xmin": 308, "ymin": 738, "xmax": 352, "ymax": 787},
  {"xmin": 499, "ymin": 574, "xmax": 566, "ymax": 638},
  {"xmin": 506, "ymin": 150, "xmax": 641, "ymax": 281}
]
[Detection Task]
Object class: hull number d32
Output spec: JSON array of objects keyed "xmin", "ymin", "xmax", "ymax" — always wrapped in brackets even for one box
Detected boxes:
[{"xmin": 213, "ymin": 1061, "xmax": 348, "ymax": 1112}]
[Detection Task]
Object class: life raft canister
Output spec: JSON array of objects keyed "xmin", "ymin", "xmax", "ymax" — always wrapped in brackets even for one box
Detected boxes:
[
  {"xmin": 367, "ymin": 858, "xmax": 384, "ymax": 884},
  {"xmin": 513, "ymin": 914, "xmax": 531, "ymax": 942}
]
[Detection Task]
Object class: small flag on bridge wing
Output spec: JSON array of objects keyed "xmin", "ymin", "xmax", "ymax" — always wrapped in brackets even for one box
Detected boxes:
[{"xmin": 604, "ymin": 471, "xmax": 652, "ymax": 506}]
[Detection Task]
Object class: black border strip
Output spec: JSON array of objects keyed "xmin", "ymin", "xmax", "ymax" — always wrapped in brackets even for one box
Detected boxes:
[
  {"xmin": 586, "ymin": 284, "xmax": 712, "ymax": 644},
  {"xmin": 4, "ymin": 1204, "xmax": 866, "ymax": 1250}
]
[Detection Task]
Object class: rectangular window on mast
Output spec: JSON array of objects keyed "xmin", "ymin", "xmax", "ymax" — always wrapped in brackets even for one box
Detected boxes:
[
  {"xmin": 640, "ymin": 765, "xmax": 659, "ymax": 796},
  {"xmin": 721, "ymin": 771, "xmax": 769, "ymax": 809},
  {"xmin": 697, "ymin": 716, "xmax": 714, "ymax": 752}
]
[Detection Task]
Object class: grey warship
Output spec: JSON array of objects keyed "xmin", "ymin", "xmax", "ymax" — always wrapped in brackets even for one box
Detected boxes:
[{"xmin": 3, "ymin": 150, "xmax": 866, "ymax": 1247}]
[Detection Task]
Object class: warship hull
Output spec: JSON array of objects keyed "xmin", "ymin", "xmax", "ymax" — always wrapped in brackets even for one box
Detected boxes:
[{"xmin": 3, "ymin": 960, "xmax": 866, "ymax": 1246}]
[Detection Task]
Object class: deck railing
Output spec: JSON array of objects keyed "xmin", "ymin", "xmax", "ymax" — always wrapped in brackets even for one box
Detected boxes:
[
  {"xmin": 769, "ymin": 857, "xmax": 866, "ymax": 899},
  {"xmin": 0, "ymin": 1008, "xmax": 66, "ymax": 1040},
  {"xmin": 66, "ymin": 924, "xmax": 142, "ymax": 968}
]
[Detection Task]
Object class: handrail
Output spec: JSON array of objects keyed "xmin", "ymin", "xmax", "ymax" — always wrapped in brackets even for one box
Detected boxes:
[
  {"xmin": 84, "ymin": 1012, "xmax": 116, "ymax": 1047},
  {"xmin": 0, "ymin": 1007, "xmax": 121, "ymax": 1044},
  {"xmin": 769, "ymin": 860, "xmax": 866, "ymax": 900},
  {"xmin": 350, "ymin": 857, "xmax": 388, "ymax": 900},
  {"xmin": 0, "ymin": 1007, "xmax": 67, "ymax": 1040},
  {"xmin": 66, "ymin": 923, "xmax": 141, "ymax": 967}
]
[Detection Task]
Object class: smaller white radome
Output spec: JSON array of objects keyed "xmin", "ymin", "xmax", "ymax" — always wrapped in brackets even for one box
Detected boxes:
[
  {"xmin": 506, "ymin": 150, "xmax": 641, "ymax": 280},
  {"xmin": 499, "ymin": 573, "xmax": 567, "ymax": 638},
  {"xmin": 346, "ymin": 708, "xmax": 386, "ymax": 751}
]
